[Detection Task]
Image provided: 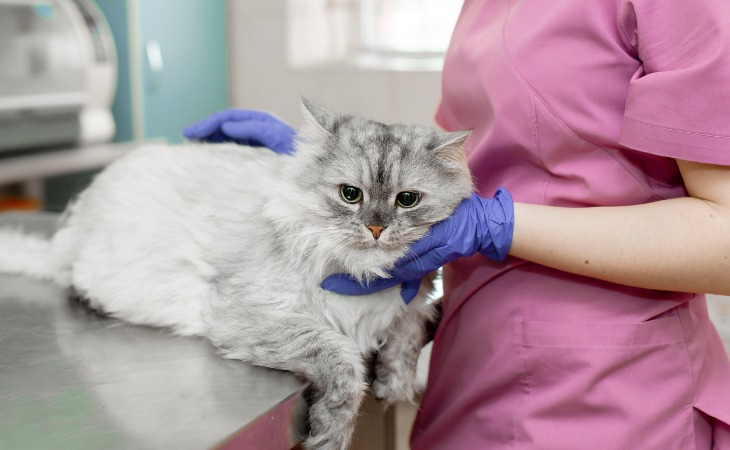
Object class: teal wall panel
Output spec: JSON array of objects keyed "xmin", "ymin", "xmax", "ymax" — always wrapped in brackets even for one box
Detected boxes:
[
  {"xmin": 93, "ymin": 0, "xmax": 230, "ymax": 143},
  {"xmin": 138, "ymin": 0, "xmax": 229, "ymax": 142}
]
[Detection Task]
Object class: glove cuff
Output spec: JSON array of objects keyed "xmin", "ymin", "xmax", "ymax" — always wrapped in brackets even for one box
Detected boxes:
[{"xmin": 478, "ymin": 187, "xmax": 515, "ymax": 261}]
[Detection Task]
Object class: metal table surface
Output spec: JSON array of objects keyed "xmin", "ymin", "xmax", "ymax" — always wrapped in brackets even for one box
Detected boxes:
[{"xmin": 0, "ymin": 213, "xmax": 307, "ymax": 450}]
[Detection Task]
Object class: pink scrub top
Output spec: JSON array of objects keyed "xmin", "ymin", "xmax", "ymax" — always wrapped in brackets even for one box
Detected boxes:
[{"xmin": 411, "ymin": 1, "xmax": 730, "ymax": 449}]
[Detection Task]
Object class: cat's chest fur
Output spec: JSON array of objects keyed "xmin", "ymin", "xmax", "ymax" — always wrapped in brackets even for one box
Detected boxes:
[
  {"xmin": 309, "ymin": 283, "xmax": 408, "ymax": 353},
  {"xmin": 220, "ymin": 233, "xmax": 410, "ymax": 354}
]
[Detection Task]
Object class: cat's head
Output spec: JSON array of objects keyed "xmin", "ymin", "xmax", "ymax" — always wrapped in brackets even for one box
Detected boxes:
[{"xmin": 275, "ymin": 99, "xmax": 474, "ymax": 281}]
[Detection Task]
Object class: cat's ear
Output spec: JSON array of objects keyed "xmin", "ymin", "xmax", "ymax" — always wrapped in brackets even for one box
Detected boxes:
[
  {"xmin": 297, "ymin": 98, "xmax": 339, "ymax": 152},
  {"xmin": 432, "ymin": 130, "xmax": 471, "ymax": 172},
  {"xmin": 434, "ymin": 130, "xmax": 470, "ymax": 151},
  {"xmin": 300, "ymin": 97, "xmax": 337, "ymax": 135}
]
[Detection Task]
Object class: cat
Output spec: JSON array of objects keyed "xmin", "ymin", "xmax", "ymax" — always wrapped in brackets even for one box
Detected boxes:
[{"xmin": 0, "ymin": 99, "xmax": 473, "ymax": 450}]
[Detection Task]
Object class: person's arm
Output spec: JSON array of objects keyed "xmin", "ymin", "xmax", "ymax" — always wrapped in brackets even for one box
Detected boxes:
[{"xmin": 510, "ymin": 159, "xmax": 730, "ymax": 295}]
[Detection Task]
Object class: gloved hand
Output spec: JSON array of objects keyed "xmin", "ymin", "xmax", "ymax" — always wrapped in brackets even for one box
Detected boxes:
[
  {"xmin": 321, "ymin": 188, "xmax": 514, "ymax": 304},
  {"xmin": 183, "ymin": 109, "xmax": 296, "ymax": 155}
]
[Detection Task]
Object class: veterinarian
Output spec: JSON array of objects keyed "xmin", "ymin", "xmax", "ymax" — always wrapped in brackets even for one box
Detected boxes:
[{"xmin": 185, "ymin": 0, "xmax": 730, "ymax": 447}]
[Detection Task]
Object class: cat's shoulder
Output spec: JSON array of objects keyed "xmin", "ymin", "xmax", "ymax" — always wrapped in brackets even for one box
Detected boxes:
[
  {"xmin": 127, "ymin": 142, "xmax": 267, "ymax": 160},
  {"xmin": 113, "ymin": 142, "xmax": 282, "ymax": 171}
]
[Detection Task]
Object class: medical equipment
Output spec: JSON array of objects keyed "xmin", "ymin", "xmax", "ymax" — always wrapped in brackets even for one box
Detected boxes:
[{"xmin": 0, "ymin": 0, "xmax": 117, "ymax": 153}]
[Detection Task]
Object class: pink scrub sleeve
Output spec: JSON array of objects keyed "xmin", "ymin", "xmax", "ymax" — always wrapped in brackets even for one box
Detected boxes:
[{"xmin": 619, "ymin": 0, "xmax": 730, "ymax": 164}]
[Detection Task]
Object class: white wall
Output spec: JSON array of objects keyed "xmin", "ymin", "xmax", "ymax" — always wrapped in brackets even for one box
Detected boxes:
[
  {"xmin": 708, "ymin": 295, "xmax": 730, "ymax": 354},
  {"xmin": 227, "ymin": 0, "xmax": 444, "ymax": 128}
]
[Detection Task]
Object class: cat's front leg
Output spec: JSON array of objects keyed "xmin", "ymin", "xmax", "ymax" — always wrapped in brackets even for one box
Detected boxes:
[
  {"xmin": 372, "ymin": 299, "xmax": 438, "ymax": 407},
  {"xmin": 207, "ymin": 305, "xmax": 365, "ymax": 450}
]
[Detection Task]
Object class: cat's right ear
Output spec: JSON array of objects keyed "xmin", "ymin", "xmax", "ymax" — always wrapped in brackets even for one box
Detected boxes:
[
  {"xmin": 301, "ymin": 98, "xmax": 337, "ymax": 130},
  {"xmin": 298, "ymin": 98, "xmax": 336, "ymax": 148}
]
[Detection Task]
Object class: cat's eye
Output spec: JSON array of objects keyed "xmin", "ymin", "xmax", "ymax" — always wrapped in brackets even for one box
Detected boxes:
[
  {"xmin": 340, "ymin": 185, "xmax": 362, "ymax": 204},
  {"xmin": 396, "ymin": 191, "xmax": 421, "ymax": 208}
]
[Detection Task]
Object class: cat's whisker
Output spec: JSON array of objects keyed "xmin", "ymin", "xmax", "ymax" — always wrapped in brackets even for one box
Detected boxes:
[
  {"xmin": 308, "ymin": 238, "xmax": 347, "ymax": 269},
  {"xmin": 257, "ymin": 227, "xmax": 343, "ymax": 263},
  {"xmin": 285, "ymin": 226, "xmax": 341, "ymax": 237},
  {"xmin": 321, "ymin": 239, "xmax": 348, "ymax": 274},
  {"xmin": 293, "ymin": 236, "xmax": 345, "ymax": 268},
  {"xmin": 296, "ymin": 234, "xmax": 348, "ymax": 281},
  {"xmin": 400, "ymin": 247, "xmax": 428, "ymax": 277}
]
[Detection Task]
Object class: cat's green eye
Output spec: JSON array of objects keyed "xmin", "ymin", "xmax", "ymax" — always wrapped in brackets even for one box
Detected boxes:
[
  {"xmin": 396, "ymin": 191, "xmax": 421, "ymax": 208},
  {"xmin": 340, "ymin": 185, "xmax": 362, "ymax": 204}
]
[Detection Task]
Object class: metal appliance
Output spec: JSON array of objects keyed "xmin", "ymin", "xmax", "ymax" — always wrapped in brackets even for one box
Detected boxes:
[{"xmin": 0, "ymin": 0, "xmax": 117, "ymax": 153}]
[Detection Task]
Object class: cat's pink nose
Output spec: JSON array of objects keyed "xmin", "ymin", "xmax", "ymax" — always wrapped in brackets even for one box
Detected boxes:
[{"xmin": 367, "ymin": 225, "xmax": 385, "ymax": 239}]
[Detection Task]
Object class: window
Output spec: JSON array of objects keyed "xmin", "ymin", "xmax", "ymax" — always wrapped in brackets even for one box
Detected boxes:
[
  {"xmin": 287, "ymin": 0, "xmax": 464, "ymax": 70},
  {"xmin": 359, "ymin": 0, "xmax": 462, "ymax": 55}
]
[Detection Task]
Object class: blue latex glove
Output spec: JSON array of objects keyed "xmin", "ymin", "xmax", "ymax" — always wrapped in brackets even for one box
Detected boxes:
[
  {"xmin": 321, "ymin": 188, "xmax": 515, "ymax": 304},
  {"xmin": 183, "ymin": 109, "xmax": 296, "ymax": 155}
]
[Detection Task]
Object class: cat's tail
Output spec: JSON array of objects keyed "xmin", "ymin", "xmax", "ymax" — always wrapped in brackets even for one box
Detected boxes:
[{"xmin": 0, "ymin": 229, "xmax": 57, "ymax": 282}]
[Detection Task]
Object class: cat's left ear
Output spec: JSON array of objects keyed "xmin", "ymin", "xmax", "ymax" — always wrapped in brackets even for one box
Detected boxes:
[{"xmin": 433, "ymin": 130, "xmax": 471, "ymax": 172}]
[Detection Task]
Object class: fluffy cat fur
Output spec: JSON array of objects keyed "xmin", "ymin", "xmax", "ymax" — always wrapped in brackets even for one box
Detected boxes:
[{"xmin": 0, "ymin": 100, "xmax": 473, "ymax": 450}]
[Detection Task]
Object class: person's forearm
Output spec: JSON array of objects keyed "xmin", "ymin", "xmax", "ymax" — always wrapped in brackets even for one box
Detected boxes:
[{"xmin": 509, "ymin": 197, "xmax": 730, "ymax": 295}]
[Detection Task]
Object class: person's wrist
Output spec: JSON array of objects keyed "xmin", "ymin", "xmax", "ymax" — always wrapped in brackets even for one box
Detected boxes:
[{"xmin": 477, "ymin": 187, "xmax": 514, "ymax": 261}]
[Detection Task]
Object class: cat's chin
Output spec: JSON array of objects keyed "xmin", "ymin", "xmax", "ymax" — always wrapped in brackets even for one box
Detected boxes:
[
  {"xmin": 348, "ymin": 239, "xmax": 408, "ymax": 253},
  {"xmin": 335, "ymin": 244, "xmax": 405, "ymax": 283}
]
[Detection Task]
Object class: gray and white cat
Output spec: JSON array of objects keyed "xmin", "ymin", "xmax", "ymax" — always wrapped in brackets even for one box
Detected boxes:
[{"xmin": 0, "ymin": 100, "xmax": 473, "ymax": 450}]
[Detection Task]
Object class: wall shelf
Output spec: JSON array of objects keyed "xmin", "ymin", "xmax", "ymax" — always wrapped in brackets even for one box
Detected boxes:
[{"xmin": 0, "ymin": 140, "xmax": 158, "ymax": 185}]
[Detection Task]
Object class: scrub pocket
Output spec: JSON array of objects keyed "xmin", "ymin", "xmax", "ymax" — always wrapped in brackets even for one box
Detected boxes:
[{"xmin": 518, "ymin": 316, "xmax": 696, "ymax": 450}]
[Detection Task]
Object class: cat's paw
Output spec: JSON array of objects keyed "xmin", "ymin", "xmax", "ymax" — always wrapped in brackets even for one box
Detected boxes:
[
  {"xmin": 303, "ymin": 403, "xmax": 355, "ymax": 450},
  {"xmin": 302, "ymin": 378, "xmax": 364, "ymax": 450},
  {"xmin": 303, "ymin": 434, "xmax": 348, "ymax": 450},
  {"xmin": 371, "ymin": 362, "xmax": 419, "ymax": 407}
]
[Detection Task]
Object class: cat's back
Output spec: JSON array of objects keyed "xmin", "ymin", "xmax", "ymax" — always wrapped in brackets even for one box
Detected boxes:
[
  {"xmin": 98, "ymin": 143, "xmax": 282, "ymax": 202},
  {"xmin": 69, "ymin": 143, "xmax": 283, "ymax": 224},
  {"xmin": 51, "ymin": 143, "xmax": 286, "ymax": 334},
  {"xmin": 55, "ymin": 142, "xmax": 284, "ymax": 272},
  {"xmin": 59, "ymin": 142, "xmax": 288, "ymax": 260}
]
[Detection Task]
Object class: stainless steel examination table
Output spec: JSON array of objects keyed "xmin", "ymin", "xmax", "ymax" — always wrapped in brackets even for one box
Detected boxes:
[{"xmin": 0, "ymin": 213, "xmax": 307, "ymax": 450}]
